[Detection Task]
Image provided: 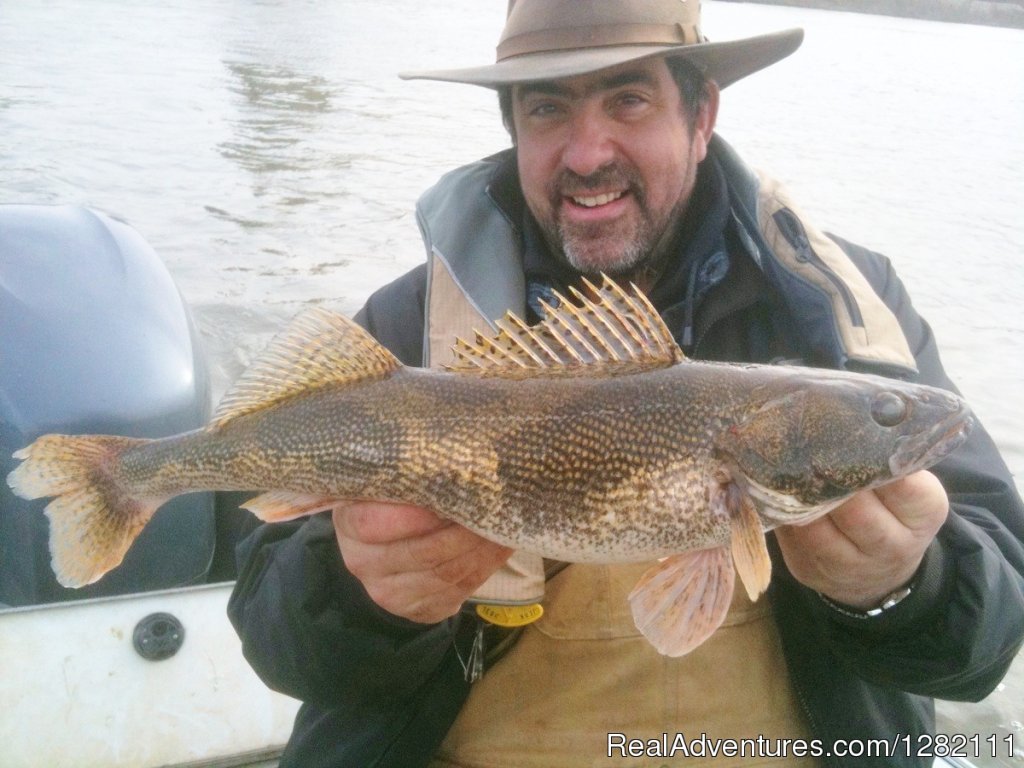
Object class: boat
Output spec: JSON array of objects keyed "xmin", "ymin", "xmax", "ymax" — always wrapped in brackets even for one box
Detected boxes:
[{"xmin": 0, "ymin": 205, "xmax": 299, "ymax": 767}]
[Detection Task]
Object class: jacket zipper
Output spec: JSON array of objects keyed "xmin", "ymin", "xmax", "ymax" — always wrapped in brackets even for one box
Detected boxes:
[
  {"xmin": 793, "ymin": 672, "xmax": 837, "ymax": 767},
  {"xmin": 772, "ymin": 208, "xmax": 864, "ymax": 328}
]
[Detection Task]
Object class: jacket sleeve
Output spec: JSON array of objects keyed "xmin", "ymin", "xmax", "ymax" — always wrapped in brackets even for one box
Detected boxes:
[
  {"xmin": 226, "ymin": 263, "xmax": 473, "ymax": 714},
  {"xmin": 805, "ymin": 238, "xmax": 1024, "ymax": 701}
]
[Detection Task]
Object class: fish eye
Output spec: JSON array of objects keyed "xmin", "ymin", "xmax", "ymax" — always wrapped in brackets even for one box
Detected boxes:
[{"xmin": 871, "ymin": 392, "xmax": 909, "ymax": 427}]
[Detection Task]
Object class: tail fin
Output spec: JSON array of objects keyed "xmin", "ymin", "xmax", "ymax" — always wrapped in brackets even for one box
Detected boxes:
[{"xmin": 7, "ymin": 434, "xmax": 161, "ymax": 588}]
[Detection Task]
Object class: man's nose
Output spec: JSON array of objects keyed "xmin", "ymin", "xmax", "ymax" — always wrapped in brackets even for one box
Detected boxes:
[{"xmin": 560, "ymin": 107, "xmax": 616, "ymax": 178}]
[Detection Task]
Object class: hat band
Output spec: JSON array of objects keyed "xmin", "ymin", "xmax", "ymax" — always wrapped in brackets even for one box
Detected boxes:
[{"xmin": 497, "ymin": 22, "xmax": 705, "ymax": 61}]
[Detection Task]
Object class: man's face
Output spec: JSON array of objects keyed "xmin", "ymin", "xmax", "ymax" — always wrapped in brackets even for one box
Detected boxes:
[{"xmin": 512, "ymin": 58, "xmax": 717, "ymax": 276}]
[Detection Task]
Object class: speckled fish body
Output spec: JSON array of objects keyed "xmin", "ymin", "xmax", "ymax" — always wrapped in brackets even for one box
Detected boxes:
[
  {"xmin": 115, "ymin": 362, "xmax": 777, "ymax": 560},
  {"xmin": 115, "ymin": 358, "xmax": 963, "ymax": 562},
  {"xmin": 8, "ymin": 278, "xmax": 972, "ymax": 655}
]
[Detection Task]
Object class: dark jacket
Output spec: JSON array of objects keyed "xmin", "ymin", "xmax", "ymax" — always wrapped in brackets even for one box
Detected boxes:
[{"xmin": 228, "ymin": 144, "xmax": 1024, "ymax": 768}]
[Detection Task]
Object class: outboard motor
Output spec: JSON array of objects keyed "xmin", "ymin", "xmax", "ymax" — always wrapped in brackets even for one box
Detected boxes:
[{"xmin": 0, "ymin": 205, "xmax": 215, "ymax": 607}]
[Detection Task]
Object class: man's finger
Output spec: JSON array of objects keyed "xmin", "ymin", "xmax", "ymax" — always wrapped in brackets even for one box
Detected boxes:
[
  {"xmin": 395, "ymin": 521, "xmax": 498, "ymax": 573},
  {"xmin": 354, "ymin": 537, "xmax": 512, "ymax": 623},
  {"xmin": 334, "ymin": 500, "xmax": 449, "ymax": 544},
  {"xmin": 825, "ymin": 490, "xmax": 904, "ymax": 556},
  {"xmin": 821, "ymin": 472, "xmax": 947, "ymax": 555},
  {"xmin": 873, "ymin": 471, "xmax": 949, "ymax": 534}
]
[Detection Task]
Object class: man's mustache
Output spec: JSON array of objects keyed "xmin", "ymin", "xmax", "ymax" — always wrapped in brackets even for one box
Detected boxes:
[{"xmin": 552, "ymin": 164, "xmax": 644, "ymax": 198}]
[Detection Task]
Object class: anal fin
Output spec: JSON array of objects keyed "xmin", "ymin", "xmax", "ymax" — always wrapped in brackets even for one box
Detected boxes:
[
  {"xmin": 628, "ymin": 548, "xmax": 735, "ymax": 657},
  {"xmin": 243, "ymin": 491, "xmax": 344, "ymax": 522}
]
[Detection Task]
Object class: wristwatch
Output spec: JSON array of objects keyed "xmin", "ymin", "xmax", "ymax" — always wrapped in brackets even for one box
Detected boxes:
[
  {"xmin": 863, "ymin": 584, "xmax": 913, "ymax": 616},
  {"xmin": 818, "ymin": 582, "xmax": 913, "ymax": 620}
]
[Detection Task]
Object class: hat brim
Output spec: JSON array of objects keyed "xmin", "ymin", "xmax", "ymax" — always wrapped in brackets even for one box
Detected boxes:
[{"xmin": 400, "ymin": 28, "xmax": 803, "ymax": 89}]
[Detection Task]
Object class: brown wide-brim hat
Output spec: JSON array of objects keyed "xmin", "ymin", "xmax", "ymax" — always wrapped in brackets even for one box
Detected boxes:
[{"xmin": 400, "ymin": 0, "xmax": 803, "ymax": 89}]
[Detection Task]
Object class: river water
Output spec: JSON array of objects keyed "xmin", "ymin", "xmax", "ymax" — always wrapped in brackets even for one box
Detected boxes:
[{"xmin": 1, "ymin": 0, "xmax": 1022, "ymax": 762}]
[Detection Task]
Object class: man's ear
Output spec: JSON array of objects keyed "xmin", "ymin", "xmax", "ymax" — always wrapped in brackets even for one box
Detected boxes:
[{"xmin": 692, "ymin": 80, "xmax": 720, "ymax": 162}]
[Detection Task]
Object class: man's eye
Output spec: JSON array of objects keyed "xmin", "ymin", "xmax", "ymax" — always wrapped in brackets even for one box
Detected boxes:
[
  {"xmin": 615, "ymin": 93, "xmax": 647, "ymax": 109},
  {"xmin": 529, "ymin": 102, "xmax": 561, "ymax": 117}
]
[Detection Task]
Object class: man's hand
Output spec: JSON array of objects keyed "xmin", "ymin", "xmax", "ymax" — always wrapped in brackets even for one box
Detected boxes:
[
  {"xmin": 333, "ymin": 502, "xmax": 513, "ymax": 624},
  {"xmin": 774, "ymin": 470, "xmax": 949, "ymax": 610}
]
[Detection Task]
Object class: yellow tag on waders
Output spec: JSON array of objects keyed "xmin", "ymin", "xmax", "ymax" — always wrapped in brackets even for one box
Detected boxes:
[{"xmin": 475, "ymin": 602, "xmax": 544, "ymax": 627}]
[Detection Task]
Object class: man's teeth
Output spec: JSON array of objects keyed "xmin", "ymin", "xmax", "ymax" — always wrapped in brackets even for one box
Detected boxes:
[{"xmin": 571, "ymin": 191, "xmax": 624, "ymax": 207}]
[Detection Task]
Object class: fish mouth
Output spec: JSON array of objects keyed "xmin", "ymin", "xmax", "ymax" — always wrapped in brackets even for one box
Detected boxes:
[{"xmin": 890, "ymin": 402, "xmax": 974, "ymax": 477}]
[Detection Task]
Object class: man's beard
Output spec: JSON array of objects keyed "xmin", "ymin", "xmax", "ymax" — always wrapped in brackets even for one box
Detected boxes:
[
  {"xmin": 537, "ymin": 164, "xmax": 687, "ymax": 278},
  {"xmin": 558, "ymin": 215, "xmax": 650, "ymax": 275}
]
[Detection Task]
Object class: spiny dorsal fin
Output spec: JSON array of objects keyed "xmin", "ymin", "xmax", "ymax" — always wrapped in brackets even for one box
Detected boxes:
[
  {"xmin": 212, "ymin": 307, "xmax": 400, "ymax": 427},
  {"xmin": 445, "ymin": 275, "xmax": 683, "ymax": 378}
]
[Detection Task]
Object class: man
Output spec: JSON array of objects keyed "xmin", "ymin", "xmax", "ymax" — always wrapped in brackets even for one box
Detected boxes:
[{"xmin": 228, "ymin": 1, "xmax": 1024, "ymax": 766}]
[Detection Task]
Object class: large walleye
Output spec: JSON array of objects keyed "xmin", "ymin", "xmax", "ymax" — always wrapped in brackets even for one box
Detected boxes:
[{"xmin": 8, "ymin": 278, "xmax": 972, "ymax": 656}]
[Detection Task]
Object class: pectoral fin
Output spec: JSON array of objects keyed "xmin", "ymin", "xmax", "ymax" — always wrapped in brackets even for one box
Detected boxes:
[
  {"xmin": 730, "ymin": 492, "xmax": 773, "ymax": 602},
  {"xmin": 627, "ymin": 548, "xmax": 735, "ymax": 657},
  {"xmin": 713, "ymin": 471, "xmax": 773, "ymax": 604},
  {"xmin": 243, "ymin": 491, "xmax": 344, "ymax": 522}
]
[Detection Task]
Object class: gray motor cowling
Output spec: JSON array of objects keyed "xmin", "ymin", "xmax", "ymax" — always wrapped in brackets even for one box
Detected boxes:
[{"xmin": 0, "ymin": 205, "xmax": 215, "ymax": 606}]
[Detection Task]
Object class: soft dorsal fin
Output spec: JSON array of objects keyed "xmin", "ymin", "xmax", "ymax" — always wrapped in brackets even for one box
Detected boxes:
[
  {"xmin": 445, "ymin": 275, "xmax": 683, "ymax": 378},
  {"xmin": 212, "ymin": 307, "xmax": 400, "ymax": 427}
]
